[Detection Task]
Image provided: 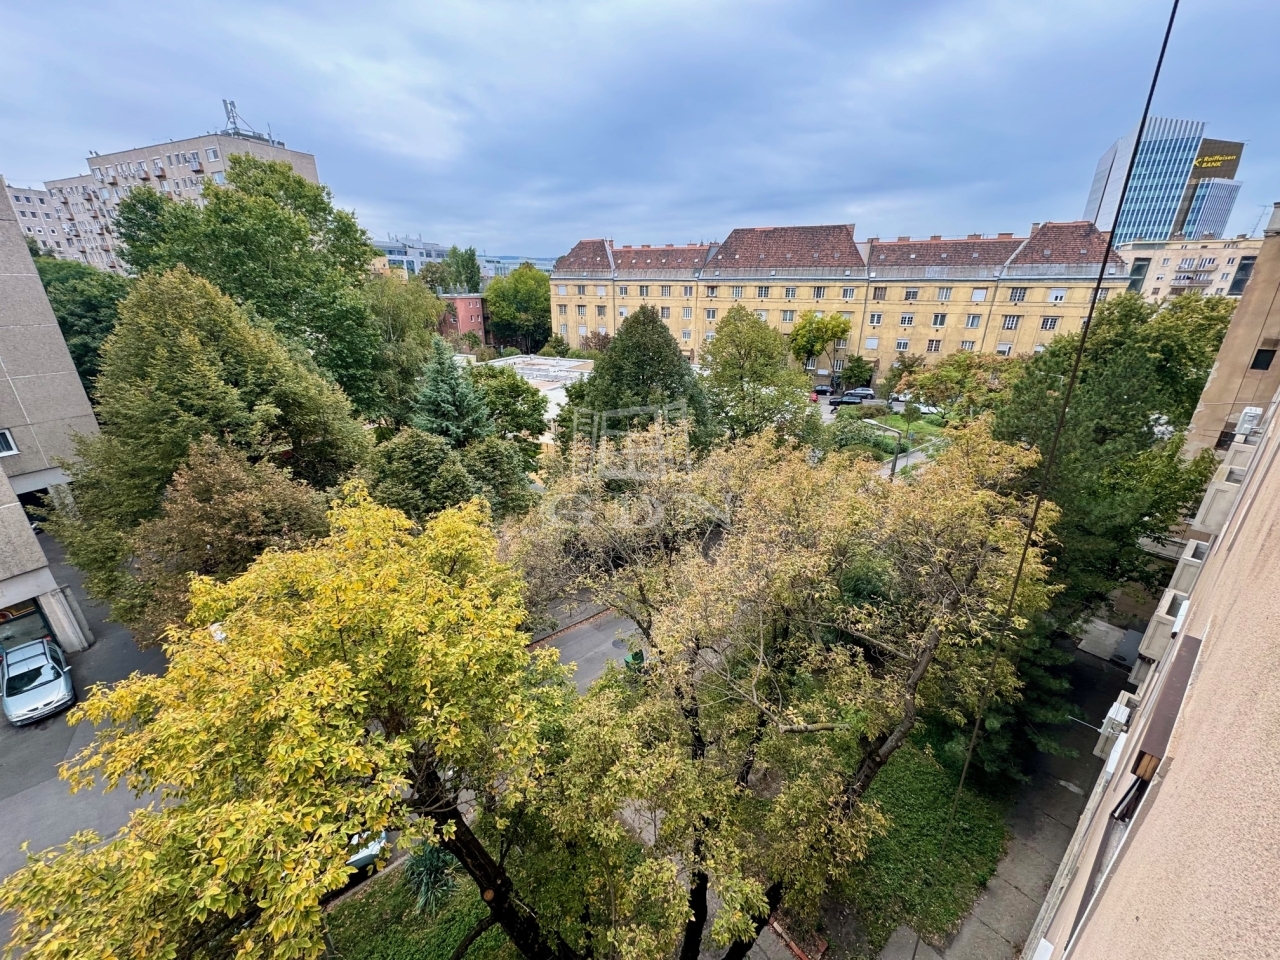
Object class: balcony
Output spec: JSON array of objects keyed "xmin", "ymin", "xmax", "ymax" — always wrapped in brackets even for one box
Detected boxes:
[{"xmin": 189, "ymin": 159, "xmax": 203, "ymax": 172}]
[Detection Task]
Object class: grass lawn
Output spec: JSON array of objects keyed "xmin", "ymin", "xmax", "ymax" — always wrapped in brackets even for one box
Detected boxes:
[
  {"xmin": 326, "ymin": 863, "xmax": 516, "ymax": 960},
  {"xmin": 838, "ymin": 743, "xmax": 1008, "ymax": 951},
  {"xmin": 868, "ymin": 414, "xmax": 944, "ymax": 446}
]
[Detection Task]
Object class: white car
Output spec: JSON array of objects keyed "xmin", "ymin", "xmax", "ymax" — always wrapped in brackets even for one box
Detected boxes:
[{"xmin": 2, "ymin": 638, "xmax": 75, "ymax": 725}]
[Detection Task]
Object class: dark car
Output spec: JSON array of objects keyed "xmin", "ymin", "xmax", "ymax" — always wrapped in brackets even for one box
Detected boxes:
[
  {"xmin": 828, "ymin": 390, "xmax": 864, "ymax": 407},
  {"xmin": 809, "ymin": 384, "xmax": 833, "ymax": 402}
]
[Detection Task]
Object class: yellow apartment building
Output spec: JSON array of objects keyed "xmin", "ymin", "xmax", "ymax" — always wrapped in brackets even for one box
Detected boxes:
[
  {"xmin": 1114, "ymin": 235, "xmax": 1262, "ymax": 302},
  {"xmin": 550, "ymin": 222, "xmax": 1129, "ymax": 384}
]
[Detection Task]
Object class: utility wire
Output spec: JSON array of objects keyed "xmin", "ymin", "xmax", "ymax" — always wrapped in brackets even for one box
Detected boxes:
[{"xmin": 908, "ymin": 3, "xmax": 1181, "ymax": 958}]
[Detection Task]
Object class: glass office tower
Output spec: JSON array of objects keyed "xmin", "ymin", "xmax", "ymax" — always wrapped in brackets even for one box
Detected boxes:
[{"xmin": 1084, "ymin": 117, "xmax": 1244, "ymax": 244}]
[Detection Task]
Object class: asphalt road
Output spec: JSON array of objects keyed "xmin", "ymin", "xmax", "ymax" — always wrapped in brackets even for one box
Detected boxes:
[
  {"xmin": 540, "ymin": 610, "xmax": 636, "ymax": 693},
  {"xmin": 0, "ymin": 535, "xmax": 165, "ymax": 880}
]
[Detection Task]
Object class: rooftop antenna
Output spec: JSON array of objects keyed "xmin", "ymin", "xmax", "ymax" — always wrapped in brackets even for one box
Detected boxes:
[
  {"xmin": 220, "ymin": 100, "xmax": 277, "ymax": 145},
  {"xmin": 1248, "ymin": 204, "xmax": 1269, "ymax": 237}
]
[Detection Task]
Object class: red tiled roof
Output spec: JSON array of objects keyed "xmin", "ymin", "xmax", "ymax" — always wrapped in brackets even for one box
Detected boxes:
[
  {"xmin": 867, "ymin": 236, "xmax": 1024, "ymax": 268},
  {"xmin": 554, "ymin": 239, "xmax": 612, "ymax": 272},
  {"xmin": 1010, "ymin": 221, "xmax": 1125, "ymax": 267},
  {"xmin": 612, "ymin": 243, "xmax": 710, "ymax": 271},
  {"xmin": 710, "ymin": 224, "xmax": 865, "ymax": 271}
]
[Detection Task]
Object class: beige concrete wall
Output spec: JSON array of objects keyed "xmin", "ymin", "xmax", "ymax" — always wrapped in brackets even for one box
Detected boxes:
[
  {"xmin": 0, "ymin": 178, "xmax": 99, "ymax": 492},
  {"xmin": 1185, "ymin": 205, "xmax": 1280, "ymax": 456}
]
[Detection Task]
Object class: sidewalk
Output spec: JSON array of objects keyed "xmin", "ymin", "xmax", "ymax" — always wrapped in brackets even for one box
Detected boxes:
[{"xmin": 879, "ymin": 650, "xmax": 1129, "ymax": 960}]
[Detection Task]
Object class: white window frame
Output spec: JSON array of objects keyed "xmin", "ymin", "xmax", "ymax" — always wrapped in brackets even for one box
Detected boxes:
[
  {"xmin": 865, "ymin": 337, "xmax": 880, "ymax": 350},
  {"xmin": 895, "ymin": 338, "xmax": 910, "ymax": 352},
  {"xmin": 0, "ymin": 428, "xmax": 18, "ymax": 457},
  {"xmin": 960, "ymin": 340, "xmax": 976, "ymax": 351},
  {"xmin": 932, "ymin": 313, "xmax": 946, "ymax": 328},
  {"xmin": 937, "ymin": 287, "xmax": 952, "ymax": 301},
  {"xmin": 869, "ymin": 312, "xmax": 883, "ymax": 326},
  {"xmin": 971, "ymin": 288, "xmax": 988, "ymax": 302},
  {"xmin": 1040, "ymin": 317, "xmax": 1059, "ymax": 331},
  {"xmin": 926, "ymin": 339, "xmax": 942, "ymax": 353},
  {"xmin": 1049, "ymin": 287, "xmax": 1067, "ymax": 303},
  {"xmin": 996, "ymin": 342, "xmax": 1013, "ymax": 357}
]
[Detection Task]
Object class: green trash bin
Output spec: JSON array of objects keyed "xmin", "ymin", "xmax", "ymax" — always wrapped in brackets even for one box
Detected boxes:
[{"xmin": 624, "ymin": 650, "xmax": 645, "ymax": 673}]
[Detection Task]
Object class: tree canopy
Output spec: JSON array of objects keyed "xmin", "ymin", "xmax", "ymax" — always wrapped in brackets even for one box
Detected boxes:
[
  {"xmin": 787, "ymin": 310, "xmax": 851, "ymax": 371},
  {"xmin": 701, "ymin": 304, "xmax": 812, "ymax": 440},
  {"xmin": 124, "ymin": 439, "xmax": 330, "ymax": 645},
  {"xmin": 412, "ymin": 338, "xmax": 493, "ymax": 447},
  {"xmin": 994, "ymin": 291, "xmax": 1231, "ymax": 621},
  {"xmin": 485, "ymin": 264, "xmax": 552, "ymax": 353},
  {"xmin": 559, "ymin": 304, "xmax": 712, "ymax": 446},
  {"xmin": 44, "ymin": 267, "xmax": 367, "ymax": 614},
  {"xmin": 469, "ymin": 362, "xmax": 550, "ymax": 464},
  {"xmin": 443, "ymin": 246, "xmax": 483, "ymax": 293},
  {"xmin": 0, "ymin": 491, "xmax": 572, "ymax": 960},
  {"xmin": 115, "ymin": 154, "xmax": 384, "ymax": 412},
  {"xmin": 33, "ymin": 258, "xmax": 133, "ymax": 393},
  {"xmin": 361, "ymin": 273, "xmax": 448, "ymax": 430}
]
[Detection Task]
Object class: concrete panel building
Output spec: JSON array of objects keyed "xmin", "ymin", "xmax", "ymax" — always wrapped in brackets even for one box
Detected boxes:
[
  {"xmin": 1183, "ymin": 202, "xmax": 1280, "ymax": 457},
  {"xmin": 1021, "ymin": 379, "xmax": 1280, "ymax": 959},
  {"xmin": 0, "ymin": 177, "xmax": 96, "ymax": 652},
  {"xmin": 25, "ymin": 106, "xmax": 318, "ymax": 274}
]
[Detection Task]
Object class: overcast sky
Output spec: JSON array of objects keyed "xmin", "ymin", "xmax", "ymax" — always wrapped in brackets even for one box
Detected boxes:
[{"xmin": 3, "ymin": 0, "xmax": 1276, "ymax": 256}]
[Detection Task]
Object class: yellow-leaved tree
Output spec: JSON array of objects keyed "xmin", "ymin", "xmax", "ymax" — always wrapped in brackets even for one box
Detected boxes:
[{"xmin": 0, "ymin": 488, "xmax": 573, "ymax": 960}]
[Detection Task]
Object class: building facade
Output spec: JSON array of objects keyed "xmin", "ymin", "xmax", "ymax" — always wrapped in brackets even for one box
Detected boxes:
[
  {"xmin": 1182, "ymin": 202, "xmax": 1280, "ymax": 457},
  {"xmin": 1021, "ymin": 379, "xmax": 1280, "ymax": 960},
  {"xmin": 550, "ymin": 222, "xmax": 1127, "ymax": 380},
  {"xmin": 441, "ymin": 293, "xmax": 490, "ymax": 343},
  {"xmin": 1085, "ymin": 117, "xmax": 1244, "ymax": 244},
  {"xmin": 1115, "ymin": 234, "xmax": 1261, "ymax": 301},
  {"xmin": 28, "ymin": 123, "xmax": 317, "ymax": 274},
  {"xmin": 372, "ymin": 236, "xmax": 449, "ymax": 276},
  {"xmin": 0, "ymin": 178, "xmax": 97, "ymax": 652}
]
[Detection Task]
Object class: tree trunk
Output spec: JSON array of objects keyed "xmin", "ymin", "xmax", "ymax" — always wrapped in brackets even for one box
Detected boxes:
[
  {"xmin": 679, "ymin": 868, "xmax": 710, "ymax": 960},
  {"xmin": 844, "ymin": 620, "xmax": 942, "ymax": 804},
  {"xmin": 719, "ymin": 881, "xmax": 783, "ymax": 960},
  {"xmin": 416, "ymin": 765, "xmax": 581, "ymax": 960}
]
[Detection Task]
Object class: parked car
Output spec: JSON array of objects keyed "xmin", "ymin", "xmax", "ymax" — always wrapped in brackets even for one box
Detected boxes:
[
  {"xmin": 828, "ymin": 391, "xmax": 864, "ymax": 407},
  {"xmin": 809, "ymin": 384, "xmax": 833, "ymax": 402},
  {"xmin": 2, "ymin": 637, "xmax": 75, "ymax": 725},
  {"xmin": 850, "ymin": 386, "xmax": 876, "ymax": 401}
]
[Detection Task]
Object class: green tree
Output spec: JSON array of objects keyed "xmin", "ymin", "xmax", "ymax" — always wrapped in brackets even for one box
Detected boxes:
[
  {"xmin": 469, "ymin": 363, "xmax": 549, "ymax": 463},
  {"xmin": 368, "ymin": 428, "xmax": 478, "ymax": 521},
  {"xmin": 898, "ymin": 351, "xmax": 1022, "ymax": 421},
  {"xmin": 0, "ymin": 493, "xmax": 576, "ymax": 960},
  {"xmin": 124, "ymin": 439, "xmax": 330, "ymax": 645},
  {"xmin": 115, "ymin": 154, "xmax": 384, "ymax": 413},
  {"xmin": 508, "ymin": 421, "xmax": 1055, "ymax": 958},
  {"xmin": 879, "ymin": 353, "xmax": 926, "ymax": 398},
  {"xmin": 460, "ymin": 436, "xmax": 538, "ymax": 520},
  {"xmin": 702, "ymin": 304, "xmax": 812, "ymax": 440},
  {"xmin": 43, "ymin": 267, "xmax": 367, "ymax": 613},
  {"xmin": 486, "ymin": 264, "xmax": 552, "ymax": 353},
  {"xmin": 416, "ymin": 259, "xmax": 454, "ymax": 291},
  {"xmin": 362, "ymin": 273, "xmax": 448, "ymax": 430},
  {"xmin": 788, "ymin": 310, "xmax": 851, "ymax": 374},
  {"xmin": 994, "ymin": 291, "xmax": 1230, "ymax": 622},
  {"xmin": 560, "ymin": 304, "xmax": 712, "ymax": 446},
  {"xmin": 538, "ymin": 333, "xmax": 571, "ymax": 357},
  {"xmin": 840, "ymin": 354, "xmax": 875, "ymax": 389},
  {"xmin": 412, "ymin": 337, "xmax": 493, "ymax": 447},
  {"xmin": 33, "ymin": 259, "xmax": 133, "ymax": 393},
  {"xmin": 444, "ymin": 245, "xmax": 483, "ymax": 293}
]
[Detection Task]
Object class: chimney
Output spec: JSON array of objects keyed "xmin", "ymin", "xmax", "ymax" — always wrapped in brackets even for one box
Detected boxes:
[
  {"xmin": 1265, "ymin": 202, "xmax": 1280, "ymax": 237},
  {"xmin": 997, "ymin": 232, "xmax": 1014, "ymax": 239},
  {"xmin": 866, "ymin": 237, "xmax": 879, "ymax": 243},
  {"xmin": 967, "ymin": 233, "xmax": 982, "ymax": 240},
  {"xmin": 666, "ymin": 243, "xmax": 675, "ymax": 247},
  {"xmin": 641, "ymin": 244, "xmax": 651, "ymax": 248},
  {"xmin": 1031, "ymin": 222, "xmax": 1041, "ymax": 233},
  {"xmin": 930, "ymin": 234, "xmax": 942, "ymax": 241},
  {"xmin": 897, "ymin": 235, "xmax": 911, "ymax": 242}
]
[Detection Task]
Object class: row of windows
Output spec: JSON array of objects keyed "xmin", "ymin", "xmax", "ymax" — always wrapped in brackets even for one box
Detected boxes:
[
  {"xmin": 556, "ymin": 283, "xmax": 1106, "ymax": 303},
  {"xmin": 861, "ymin": 337, "xmax": 1031, "ymax": 357}
]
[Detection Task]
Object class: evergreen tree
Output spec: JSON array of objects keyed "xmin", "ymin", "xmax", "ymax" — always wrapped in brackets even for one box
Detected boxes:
[
  {"xmin": 560, "ymin": 304, "xmax": 712, "ymax": 445},
  {"xmin": 443, "ymin": 245, "xmax": 483, "ymax": 293},
  {"xmin": 411, "ymin": 337, "xmax": 493, "ymax": 447}
]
